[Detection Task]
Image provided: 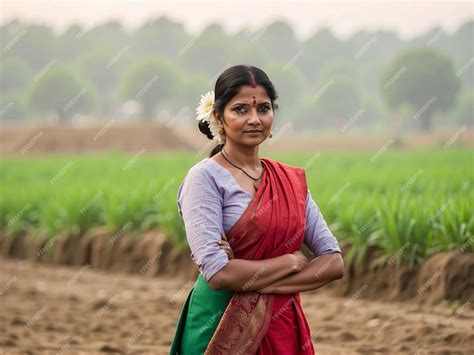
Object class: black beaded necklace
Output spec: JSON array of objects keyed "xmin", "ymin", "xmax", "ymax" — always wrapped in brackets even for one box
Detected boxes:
[{"xmin": 220, "ymin": 148, "xmax": 264, "ymax": 191}]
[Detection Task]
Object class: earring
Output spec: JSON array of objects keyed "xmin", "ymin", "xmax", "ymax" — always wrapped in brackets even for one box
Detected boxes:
[
  {"xmin": 269, "ymin": 131, "xmax": 273, "ymax": 138},
  {"xmin": 218, "ymin": 127, "xmax": 226, "ymax": 141}
]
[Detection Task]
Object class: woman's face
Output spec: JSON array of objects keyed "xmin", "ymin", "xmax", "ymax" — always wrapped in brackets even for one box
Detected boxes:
[{"xmin": 215, "ymin": 85, "xmax": 274, "ymax": 146}]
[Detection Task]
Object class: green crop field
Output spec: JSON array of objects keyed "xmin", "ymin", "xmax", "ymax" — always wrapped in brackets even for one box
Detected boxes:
[{"xmin": 1, "ymin": 148, "xmax": 472, "ymax": 267}]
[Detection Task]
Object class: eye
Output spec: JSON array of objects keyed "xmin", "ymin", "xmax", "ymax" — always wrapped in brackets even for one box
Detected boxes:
[
  {"xmin": 233, "ymin": 104, "xmax": 271, "ymax": 115},
  {"xmin": 233, "ymin": 105, "xmax": 248, "ymax": 115}
]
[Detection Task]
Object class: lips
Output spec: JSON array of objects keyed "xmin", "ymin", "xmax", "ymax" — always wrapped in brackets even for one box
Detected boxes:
[{"xmin": 244, "ymin": 130, "xmax": 262, "ymax": 133}]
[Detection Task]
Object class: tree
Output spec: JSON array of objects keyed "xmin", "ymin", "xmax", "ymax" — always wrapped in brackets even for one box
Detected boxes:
[
  {"xmin": 0, "ymin": 93, "xmax": 28, "ymax": 122},
  {"xmin": 133, "ymin": 16, "xmax": 189, "ymax": 61},
  {"xmin": 300, "ymin": 28, "xmax": 343, "ymax": 83},
  {"xmin": 453, "ymin": 90, "xmax": 474, "ymax": 127},
  {"xmin": 79, "ymin": 52, "xmax": 122, "ymax": 113},
  {"xmin": 380, "ymin": 48, "xmax": 461, "ymax": 131},
  {"xmin": 266, "ymin": 63, "xmax": 308, "ymax": 123},
  {"xmin": 314, "ymin": 75, "xmax": 361, "ymax": 128},
  {"xmin": 119, "ymin": 56, "xmax": 182, "ymax": 120},
  {"xmin": 311, "ymin": 59, "xmax": 362, "ymax": 129},
  {"xmin": 0, "ymin": 57, "xmax": 32, "ymax": 94},
  {"xmin": 317, "ymin": 58, "xmax": 358, "ymax": 84},
  {"xmin": 6, "ymin": 24, "xmax": 56, "ymax": 70},
  {"xmin": 251, "ymin": 21, "xmax": 299, "ymax": 64},
  {"xmin": 29, "ymin": 67, "xmax": 97, "ymax": 122},
  {"xmin": 177, "ymin": 24, "xmax": 236, "ymax": 77}
]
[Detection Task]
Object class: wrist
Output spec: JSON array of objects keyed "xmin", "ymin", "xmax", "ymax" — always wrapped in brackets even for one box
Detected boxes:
[
  {"xmin": 260, "ymin": 282, "xmax": 278, "ymax": 294},
  {"xmin": 268, "ymin": 283, "xmax": 278, "ymax": 294},
  {"xmin": 286, "ymin": 254, "xmax": 298, "ymax": 273}
]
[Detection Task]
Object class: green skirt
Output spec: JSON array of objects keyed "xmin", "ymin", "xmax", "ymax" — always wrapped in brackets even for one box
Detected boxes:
[{"xmin": 170, "ymin": 273, "xmax": 234, "ymax": 354}]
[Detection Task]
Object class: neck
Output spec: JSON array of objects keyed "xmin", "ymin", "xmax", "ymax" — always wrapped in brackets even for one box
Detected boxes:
[{"xmin": 221, "ymin": 142, "xmax": 260, "ymax": 170}]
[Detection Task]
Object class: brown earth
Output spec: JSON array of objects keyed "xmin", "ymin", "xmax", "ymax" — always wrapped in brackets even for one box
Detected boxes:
[
  {"xmin": 1, "ymin": 229, "xmax": 473, "ymax": 307},
  {"xmin": 0, "ymin": 228, "xmax": 193, "ymax": 281},
  {"xmin": 0, "ymin": 123, "xmax": 195, "ymax": 156},
  {"xmin": 1, "ymin": 124, "xmax": 472, "ymax": 156},
  {"xmin": 327, "ymin": 245, "xmax": 474, "ymax": 307},
  {"xmin": 1, "ymin": 229, "xmax": 474, "ymax": 353},
  {"xmin": 0, "ymin": 255, "xmax": 473, "ymax": 355}
]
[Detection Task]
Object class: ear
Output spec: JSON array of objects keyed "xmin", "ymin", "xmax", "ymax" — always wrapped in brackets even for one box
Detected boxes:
[{"xmin": 212, "ymin": 110, "xmax": 223, "ymax": 127}]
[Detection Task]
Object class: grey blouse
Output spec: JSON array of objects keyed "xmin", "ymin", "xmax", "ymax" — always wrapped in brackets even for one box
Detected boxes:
[{"xmin": 177, "ymin": 158, "xmax": 342, "ymax": 282}]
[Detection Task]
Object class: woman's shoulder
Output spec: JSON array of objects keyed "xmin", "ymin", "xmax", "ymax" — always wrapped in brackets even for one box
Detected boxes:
[
  {"xmin": 177, "ymin": 158, "xmax": 224, "ymax": 213},
  {"xmin": 178, "ymin": 158, "xmax": 225, "ymax": 196},
  {"xmin": 185, "ymin": 157, "xmax": 224, "ymax": 180}
]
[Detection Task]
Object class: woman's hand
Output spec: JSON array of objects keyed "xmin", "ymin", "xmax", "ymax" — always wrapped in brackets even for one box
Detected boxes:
[
  {"xmin": 289, "ymin": 250, "xmax": 309, "ymax": 272},
  {"xmin": 257, "ymin": 251, "xmax": 309, "ymax": 295},
  {"xmin": 257, "ymin": 284, "xmax": 276, "ymax": 294},
  {"xmin": 218, "ymin": 232, "xmax": 234, "ymax": 259}
]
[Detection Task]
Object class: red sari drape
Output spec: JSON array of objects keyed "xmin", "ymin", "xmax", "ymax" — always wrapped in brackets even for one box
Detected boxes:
[{"xmin": 205, "ymin": 157, "xmax": 315, "ymax": 354}]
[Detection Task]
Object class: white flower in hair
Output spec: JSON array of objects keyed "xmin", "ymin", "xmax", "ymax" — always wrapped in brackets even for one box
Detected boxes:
[
  {"xmin": 195, "ymin": 90, "xmax": 224, "ymax": 144},
  {"xmin": 196, "ymin": 90, "xmax": 214, "ymax": 122}
]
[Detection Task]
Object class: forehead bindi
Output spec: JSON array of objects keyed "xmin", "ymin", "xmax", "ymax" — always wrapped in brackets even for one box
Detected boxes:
[{"xmin": 232, "ymin": 87, "xmax": 270, "ymax": 106}]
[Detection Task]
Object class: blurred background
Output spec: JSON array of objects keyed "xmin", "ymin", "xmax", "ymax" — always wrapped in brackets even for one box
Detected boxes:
[
  {"xmin": 0, "ymin": 0, "xmax": 473, "ymax": 149},
  {"xmin": 0, "ymin": 1, "xmax": 473, "ymax": 354}
]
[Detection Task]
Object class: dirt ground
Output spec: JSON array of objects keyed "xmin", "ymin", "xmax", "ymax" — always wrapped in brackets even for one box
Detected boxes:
[
  {"xmin": 0, "ymin": 257, "xmax": 473, "ymax": 355},
  {"xmin": 1, "ymin": 124, "xmax": 472, "ymax": 156}
]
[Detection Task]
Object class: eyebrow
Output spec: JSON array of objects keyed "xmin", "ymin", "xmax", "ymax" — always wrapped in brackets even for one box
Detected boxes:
[{"xmin": 232, "ymin": 101, "xmax": 271, "ymax": 106}]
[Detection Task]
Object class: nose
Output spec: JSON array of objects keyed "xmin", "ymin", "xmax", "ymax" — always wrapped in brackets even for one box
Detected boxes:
[{"xmin": 248, "ymin": 107, "xmax": 261, "ymax": 125}]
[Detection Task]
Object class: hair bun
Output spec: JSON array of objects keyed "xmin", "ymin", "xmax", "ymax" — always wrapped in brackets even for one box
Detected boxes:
[{"xmin": 198, "ymin": 119, "xmax": 214, "ymax": 140}]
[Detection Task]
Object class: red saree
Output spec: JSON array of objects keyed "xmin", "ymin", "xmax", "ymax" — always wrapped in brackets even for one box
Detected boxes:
[{"xmin": 205, "ymin": 157, "xmax": 315, "ymax": 354}]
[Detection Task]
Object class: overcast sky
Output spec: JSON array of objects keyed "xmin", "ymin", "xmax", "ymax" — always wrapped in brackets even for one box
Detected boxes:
[{"xmin": 1, "ymin": 0, "xmax": 473, "ymax": 40}]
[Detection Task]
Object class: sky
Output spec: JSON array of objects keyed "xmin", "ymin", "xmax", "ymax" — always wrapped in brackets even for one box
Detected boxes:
[{"xmin": 1, "ymin": 0, "xmax": 473, "ymax": 40}]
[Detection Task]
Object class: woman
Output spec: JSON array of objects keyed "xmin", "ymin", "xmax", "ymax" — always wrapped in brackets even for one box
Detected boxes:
[{"xmin": 170, "ymin": 65, "xmax": 344, "ymax": 354}]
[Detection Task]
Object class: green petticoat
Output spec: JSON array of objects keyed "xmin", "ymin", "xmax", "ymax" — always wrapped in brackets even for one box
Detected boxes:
[{"xmin": 170, "ymin": 273, "xmax": 234, "ymax": 354}]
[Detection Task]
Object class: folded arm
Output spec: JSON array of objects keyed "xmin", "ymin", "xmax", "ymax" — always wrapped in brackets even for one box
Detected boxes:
[
  {"xmin": 208, "ymin": 253, "xmax": 299, "ymax": 291},
  {"xmin": 257, "ymin": 252, "xmax": 344, "ymax": 294},
  {"xmin": 254, "ymin": 189, "xmax": 345, "ymax": 294}
]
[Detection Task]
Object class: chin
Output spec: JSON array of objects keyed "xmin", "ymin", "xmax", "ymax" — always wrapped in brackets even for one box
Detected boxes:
[{"xmin": 240, "ymin": 138, "xmax": 263, "ymax": 146}]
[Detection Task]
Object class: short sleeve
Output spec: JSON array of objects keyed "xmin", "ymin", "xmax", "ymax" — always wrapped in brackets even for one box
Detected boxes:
[
  {"xmin": 304, "ymin": 189, "xmax": 342, "ymax": 256},
  {"xmin": 177, "ymin": 165, "xmax": 230, "ymax": 283}
]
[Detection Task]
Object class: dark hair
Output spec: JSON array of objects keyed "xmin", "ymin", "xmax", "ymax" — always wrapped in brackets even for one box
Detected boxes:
[{"xmin": 197, "ymin": 65, "xmax": 279, "ymax": 157}]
